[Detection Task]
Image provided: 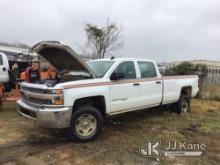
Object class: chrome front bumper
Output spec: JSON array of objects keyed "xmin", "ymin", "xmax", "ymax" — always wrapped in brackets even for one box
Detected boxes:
[{"xmin": 17, "ymin": 100, "xmax": 72, "ymax": 128}]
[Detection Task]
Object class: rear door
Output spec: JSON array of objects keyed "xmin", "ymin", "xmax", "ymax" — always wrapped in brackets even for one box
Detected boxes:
[
  {"xmin": 0, "ymin": 53, "xmax": 9, "ymax": 83},
  {"xmin": 137, "ymin": 61, "xmax": 163, "ymax": 107},
  {"xmin": 109, "ymin": 61, "xmax": 142, "ymax": 113}
]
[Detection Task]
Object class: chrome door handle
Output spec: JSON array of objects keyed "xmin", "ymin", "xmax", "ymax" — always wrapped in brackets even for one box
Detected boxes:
[
  {"xmin": 133, "ymin": 83, "xmax": 140, "ymax": 86},
  {"xmin": 156, "ymin": 81, "xmax": 162, "ymax": 84}
]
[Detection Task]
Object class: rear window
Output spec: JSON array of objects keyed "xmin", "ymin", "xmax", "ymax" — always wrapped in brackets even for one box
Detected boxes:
[{"xmin": 138, "ymin": 62, "xmax": 157, "ymax": 78}]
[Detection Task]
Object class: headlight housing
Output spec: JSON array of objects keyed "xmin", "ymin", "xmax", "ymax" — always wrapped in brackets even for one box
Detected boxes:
[
  {"xmin": 50, "ymin": 89, "xmax": 63, "ymax": 95},
  {"xmin": 50, "ymin": 89, "xmax": 64, "ymax": 105}
]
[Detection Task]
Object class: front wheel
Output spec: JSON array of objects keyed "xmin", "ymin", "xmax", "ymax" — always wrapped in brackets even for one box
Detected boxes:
[
  {"xmin": 175, "ymin": 95, "xmax": 190, "ymax": 114},
  {"xmin": 67, "ymin": 105, "xmax": 103, "ymax": 142}
]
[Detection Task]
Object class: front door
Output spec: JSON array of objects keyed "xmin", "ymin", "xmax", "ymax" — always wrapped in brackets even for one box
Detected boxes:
[{"xmin": 109, "ymin": 61, "xmax": 141, "ymax": 113}]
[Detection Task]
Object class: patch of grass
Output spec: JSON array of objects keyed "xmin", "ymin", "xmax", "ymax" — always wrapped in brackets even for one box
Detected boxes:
[
  {"xmin": 0, "ymin": 99, "xmax": 220, "ymax": 165},
  {"xmin": 0, "ymin": 101, "xmax": 17, "ymax": 119},
  {"xmin": 201, "ymin": 118, "xmax": 220, "ymax": 133}
]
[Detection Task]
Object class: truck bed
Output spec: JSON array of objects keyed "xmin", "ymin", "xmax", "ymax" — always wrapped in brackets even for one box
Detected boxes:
[{"xmin": 162, "ymin": 75, "xmax": 199, "ymax": 104}]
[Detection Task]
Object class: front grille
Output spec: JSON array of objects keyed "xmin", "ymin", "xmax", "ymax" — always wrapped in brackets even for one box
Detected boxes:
[
  {"xmin": 20, "ymin": 85, "xmax": 53, "ymax": 105},
  {"xmin": 21, "ymin": 92, "xmax": 52, "ymax": 105},
  {"xmin": 20, "ymin": 86, "xmax": 52, "ymax": 94}
]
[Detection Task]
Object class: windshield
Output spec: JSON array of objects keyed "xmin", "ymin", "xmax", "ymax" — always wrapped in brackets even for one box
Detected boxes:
[{"xmin": 87, "ymin": 61, "xmax": 114, "ymax": 78}]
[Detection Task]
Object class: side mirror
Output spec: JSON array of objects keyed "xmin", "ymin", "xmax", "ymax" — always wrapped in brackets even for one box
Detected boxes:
[{"xmin": 110, "ymin": 72, "xmax": 125, "ymax": 80}]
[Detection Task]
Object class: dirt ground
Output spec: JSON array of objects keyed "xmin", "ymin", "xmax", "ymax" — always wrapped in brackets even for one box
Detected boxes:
[{"xmin": 0, "ymin": 99, "xmax": 220, "ymax": 165}]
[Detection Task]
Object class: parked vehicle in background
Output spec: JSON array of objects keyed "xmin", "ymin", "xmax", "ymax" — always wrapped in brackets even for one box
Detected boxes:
[
  {"xmin": 0, "ymin": 52, "xmax": 14, "ymax": 92},
  {"xmin": 0, "ymin": 52, "xmax": 9, "ymax": 83},
  {"xmin": 17, "ymin": 41, "xmax": 199, "ymax": 142}
]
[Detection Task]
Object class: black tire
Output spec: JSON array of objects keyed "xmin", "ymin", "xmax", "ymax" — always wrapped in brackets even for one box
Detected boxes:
[
  {"xmin": 175, "ymin": 95, "xmax": 190, "ymax": 114},
  {"xmin": 67, "ymin": 105, "xmax": 103, "ymax": 142}
]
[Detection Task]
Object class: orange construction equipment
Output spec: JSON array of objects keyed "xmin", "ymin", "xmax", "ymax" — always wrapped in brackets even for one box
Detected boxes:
[
  {"xmin": 20, "ymin": 64, "xmax": 57, "ymax": 81},
  {"xmin": 48, "ymin": 65, "xmax": 57, "ymax": 79},
  {"xmin": 39, "ymin": 65, "xmax": 57, "ymax": 80},
  {"xmin": 5, "ymin": 64, "xmax": 57, "ymax": 102},
  {"xmin": 40, "ymin": 70, "xmax": 50, "ymax": 80}
]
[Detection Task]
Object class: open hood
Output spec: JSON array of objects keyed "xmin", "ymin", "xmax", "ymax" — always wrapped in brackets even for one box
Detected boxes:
[{"xmin": 32, "ymin": 41, "xmax": 95, "ymax": 77}]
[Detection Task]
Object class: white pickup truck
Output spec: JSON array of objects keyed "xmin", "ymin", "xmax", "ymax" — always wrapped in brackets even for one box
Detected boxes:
[
  {"xmin": 0, "ymin": 52, "xmax": 10, "ymax": 83},
  {"xmin": 17, "ymin": 41, "xmax": 199, "ymax": 142},
  {"xmin": 0, "ymin": 52, "xmax": 14, "ymax": 91}
]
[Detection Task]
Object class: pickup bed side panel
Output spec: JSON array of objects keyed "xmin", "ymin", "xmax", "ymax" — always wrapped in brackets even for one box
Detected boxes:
[
  {"xmin": 63, "ymin": 86, "xmax": 110, "ymax": 113},
  {"xmin": 162, "ymin": 78, "xmax": 180, "ymax": 104},
  {"xmin": 162, "ymin": 76, "xmax": 199, "ymax": 104}
]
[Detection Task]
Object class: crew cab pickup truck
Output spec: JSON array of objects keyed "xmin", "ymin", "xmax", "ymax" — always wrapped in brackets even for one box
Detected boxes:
[{"xmin": 17, "ymin": 41, "xmax": 199, "ymax": 142}]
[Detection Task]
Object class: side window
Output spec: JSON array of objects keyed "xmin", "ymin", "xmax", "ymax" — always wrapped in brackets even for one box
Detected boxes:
[
  {"xmin": 138, "ymin": 62, "xmax": 157, "ymax": 78},
  {"xmin": 113, "ymin": 61, "xmax": 136, "ymax": 79},
  {"xmin": 0, "ymin": 54, "xmax": 3, "ymax": 65}
]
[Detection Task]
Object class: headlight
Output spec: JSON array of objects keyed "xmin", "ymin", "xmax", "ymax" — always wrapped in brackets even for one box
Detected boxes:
[{"xmin": 50, "ymin": 89, "xmax": 64, "ymax": 105}]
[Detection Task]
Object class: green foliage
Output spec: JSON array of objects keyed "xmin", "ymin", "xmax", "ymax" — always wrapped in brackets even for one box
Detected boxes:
[
  {"xmin": 194, "ymin": 63, "xmax": 208, "ymax": 72},
  {"xmin": 85, "ymin": 25, "xmax": 103, "ymax": 38},
  {"xmin": 173, "ymin": 62, "xmax": 194, "ymax": 75},
  {"xmin": 170, "ymin": 62, "xmax": 208, "ymax": 75}
]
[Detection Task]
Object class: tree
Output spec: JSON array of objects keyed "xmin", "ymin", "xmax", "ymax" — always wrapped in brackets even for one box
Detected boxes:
[
  {"xmin": 84, "ymin": 20, "xmax": 123, "ymax": 59},
  {"xmin": 173, "ymin": 62, "xmax": 195, "ymax": 75},
  {"xmin": 194, "ymin": 63, "xmax": 208, "ymax": 73}
]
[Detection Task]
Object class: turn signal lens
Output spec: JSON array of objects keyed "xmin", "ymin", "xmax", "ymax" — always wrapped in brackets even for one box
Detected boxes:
[{"xmin": 54, "ymin": 99, "xmax": 64, "ymax": 105}]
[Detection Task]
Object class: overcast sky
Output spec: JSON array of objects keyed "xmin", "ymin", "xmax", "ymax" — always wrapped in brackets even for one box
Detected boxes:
[{"xmin": 0, "ymin": 0, "xmax": 220, "ymax": 62}]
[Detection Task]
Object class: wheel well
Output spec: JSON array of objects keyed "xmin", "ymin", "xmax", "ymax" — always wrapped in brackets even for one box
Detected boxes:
[
  {"xmin": 181, "ymin": 86, "xmax": 192, "ymax": 98},
  {"xmin": 73, "ymin": 96, "xmax": 106, "ymax": 117}
]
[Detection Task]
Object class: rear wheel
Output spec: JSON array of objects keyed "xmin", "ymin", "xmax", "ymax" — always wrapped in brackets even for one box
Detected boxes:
[
  {"xmin": 175, "ymin": 95, "xmax": 190, "ymax": 114},
  {"xmin": 67, "ymin": 105, "xmax": 103, "ymax": 142}
]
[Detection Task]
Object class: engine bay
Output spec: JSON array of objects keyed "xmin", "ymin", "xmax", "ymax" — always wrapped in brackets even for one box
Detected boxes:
[{"xmin": 22, "ymin": 66, "xmax": 92, "ymax": 87}]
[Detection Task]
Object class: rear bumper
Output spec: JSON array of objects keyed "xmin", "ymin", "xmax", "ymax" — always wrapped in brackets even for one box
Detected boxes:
[{"xmin": 17, "ymin": 100, "xmax": 72, "ymax": 128}]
